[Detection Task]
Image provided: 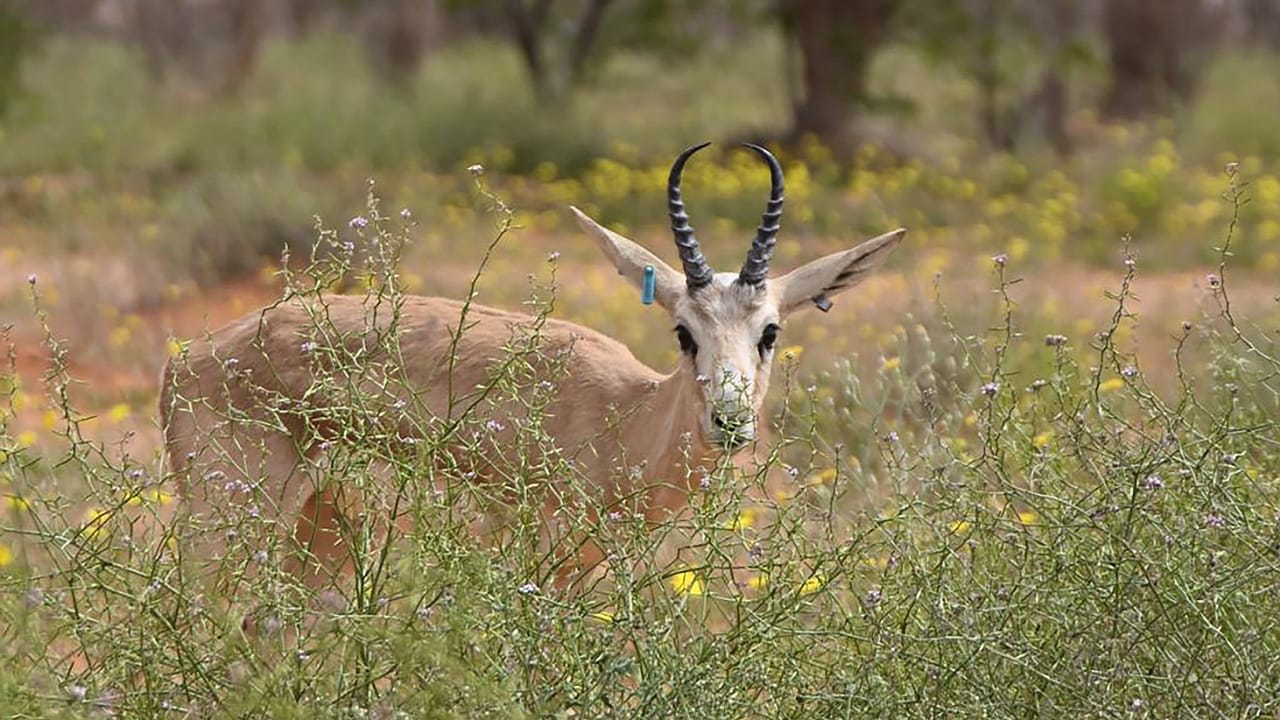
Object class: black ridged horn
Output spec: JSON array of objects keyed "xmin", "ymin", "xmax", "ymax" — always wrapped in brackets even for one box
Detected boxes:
[
  {"xmin": 737, "ymin": 143, "xmax": 784, "ymax": 286},
  {"xmin": 669, "ymin": 142, "xmax": 715, "ymax": 290}
]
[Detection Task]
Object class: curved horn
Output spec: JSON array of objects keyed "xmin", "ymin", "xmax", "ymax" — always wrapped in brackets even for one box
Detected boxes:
[
  {"xmin": 669, "ymin": 142, "xmax": 715, "ymax": 290},
  {"xmin": 737, "ymin": 143, "xmax": 784, "ymax": 286}
]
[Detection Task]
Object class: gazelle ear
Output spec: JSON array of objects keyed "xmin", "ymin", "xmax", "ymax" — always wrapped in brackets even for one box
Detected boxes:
[
  {"xmin": 571, "ymin": 206, "xmax": 685, "ymax": 311},
  {"xmin": 773, "ymin": 228, "xmax": 906, "ymax": 316}
]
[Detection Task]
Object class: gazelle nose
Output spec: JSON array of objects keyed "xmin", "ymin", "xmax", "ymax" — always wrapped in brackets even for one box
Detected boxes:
[{"xmin": 712, "ymin": 412, "xmax": 748, "ymax": 436}]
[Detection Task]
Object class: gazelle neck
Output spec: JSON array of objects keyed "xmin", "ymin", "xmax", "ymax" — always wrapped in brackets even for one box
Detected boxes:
[{"xmin": 615, "ymin": 361, "xmax": 720, "ymax": 499}]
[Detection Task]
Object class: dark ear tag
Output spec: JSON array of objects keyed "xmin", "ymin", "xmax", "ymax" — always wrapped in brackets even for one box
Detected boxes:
[
  {"xmin": 642, "ymin": 265, "xmax": 656, "ymax": 305},
  {"xmin": 813, "ymin": 294, "xmax": 833, "ymax": 312}
]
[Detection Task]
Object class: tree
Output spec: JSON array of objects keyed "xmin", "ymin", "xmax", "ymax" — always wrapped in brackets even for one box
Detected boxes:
[
  {"xmin": 503, "ymin": 0, "xmax": 616, "ymax": 102},
  {"xmin": 903, "ymin": 0, "xmax": 1083, "ymax": 154},
  {"xmin": 777, "ymin": 0, "xmax": 902, "ymax": 157},
  {"xmin": 1102, "ymin": 0, "xmax": 1216, "ymax": 119}
]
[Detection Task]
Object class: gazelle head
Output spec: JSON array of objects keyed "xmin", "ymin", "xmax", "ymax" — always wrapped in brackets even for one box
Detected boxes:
[{"xmin": 571, "ymin": 142, "xmax": 905, "ymax": 451}]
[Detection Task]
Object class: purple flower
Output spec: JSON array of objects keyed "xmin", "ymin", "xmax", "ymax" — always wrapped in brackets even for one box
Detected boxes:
[
  {"xmin": 27, "ymin": 274, "xmax": 37, "ymax": 285},
  {"xmin": 981, "ymin": 382, "xmax": 999, "ymax": 397},
  {"xmin": 400, "ymin": 208, "xmax": 412, "ymax": 220},
  {"xmin": 517, "ymin": 582, "xmax": 538, "ymax": 595},
  {"xmin": 1044, "ymin": 334, "xmax": 1068, "ymax": 347},
  {"xmin": 1206, "ymin": 273, "xmax": 1221, "ymax": 288},
  {"xmin": 1143, "ymin": 475, "xmax": 1163, "ymax": 490},
  {"xmin": 864, "ymin": 588, "xmax": 883, "ymax": 607},
  {"xmin": 1121, "ymin": 365, "xmax": 1138, "ymax": 378},
  {"xmin": 991, "ymin": 253, "xmax": 1008, "ymax": 267},
  {"xmin": 349, "ymin": 216, "xmax": 369, "ymax": 230},
  {"xmin": 1204, "ymin": 513, "xmax": 1225, "ymax": 529}
]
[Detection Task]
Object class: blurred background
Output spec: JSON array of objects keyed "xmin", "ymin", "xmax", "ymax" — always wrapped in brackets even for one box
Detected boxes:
[{"xmin": 1, "ymin": 0, "xmax": 1279, "ymax": 445}]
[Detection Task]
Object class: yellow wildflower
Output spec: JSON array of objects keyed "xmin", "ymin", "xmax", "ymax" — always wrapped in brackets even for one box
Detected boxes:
[
  {"xmin": 1098, "ymin": 378, "xmax": 1125, "ymax": 393},
  {"xmin": 726, "ymin": 507, "xmax": 757, "ymax": 531},
  {"xmin": 669, "ymin": 568, "xmax": 705, "ymax": 596},
  {"xmin": 4, "ymin": 495, "xmax": 30, "ymax": 512},
  {"xmin": 881, "ymin": 357, "xmax": 901, "ymax": 371},
  {"xmin": 107, "ymin": 403, "xmax": 131, "ymax": 424},
  {"xmin": 0, "ymin": 543, "xmax": 12, "ymax": 568},
  {"xmin": 863, "ymin": 556, "xmax": 889, "ymax": 570},
  {"xmin": 812, "ymin": 468, "xmax": 838, "ymax": 486},
  {"xmin": 166, "ymin": 338, "xmax": 187, "ymax": 358},
  {"xmin": 589, "ymin": 611, "xmax": 615, "ymax": 623},
  {"xmin": 1017, "ymin": 510, "xmax": 1038, "ymax": 526},
  {"xmin": 17, "ymin": 431, "xmax": 36, "ymax": 448},
  {"xmin": 799, "ymin": 573, "xmax": 825, "ymax": 595},
  {"xmin": 126, "ymin": 489, "xmax": 174, "ymax": 507},
  {"xmin": 41, "ymin": 409, "xmax": 58, "ymax": 431},
  {"xmin": 950, "ymin": 520, "xmax": 972, "ymax": 534},
  {"xmin": 780, "ymin": 345, "xmax": 804, "ymax": 361},
  {"xmin": 82, "ymin": 507, "xmax": 110, "ymax": 540},
  {"xmin": 747, "ymin": 574, "xmax": 768, "ymax": 590},
  {"xmin": 1032, "ymin": 431, "xmax": 1053, "ymax": 449},
  {"xmin": 108, "ymin": 325, "xmax": 131, "ymax": 348}
]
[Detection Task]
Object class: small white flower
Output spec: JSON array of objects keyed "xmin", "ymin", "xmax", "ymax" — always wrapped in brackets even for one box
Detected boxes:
[{"xmin": 517, "ymin": 582, "xmax": 538, "ymax": 595}]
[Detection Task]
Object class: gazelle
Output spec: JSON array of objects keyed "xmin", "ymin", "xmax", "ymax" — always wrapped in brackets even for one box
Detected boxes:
[{"xmin": 160, "ymin": 142, "xmax": 905, "ymax": 587}]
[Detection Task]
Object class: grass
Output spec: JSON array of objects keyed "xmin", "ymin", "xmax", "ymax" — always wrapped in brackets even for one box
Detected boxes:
[{"xmin": 2, "ymin": 170, "xmax": 1279, "ymax": 717}]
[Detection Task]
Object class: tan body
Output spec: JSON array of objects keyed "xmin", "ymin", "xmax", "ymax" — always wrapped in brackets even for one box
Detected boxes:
[{"xmin": 160, "ymin": 294, "xmax": 719, "ymax": 583}]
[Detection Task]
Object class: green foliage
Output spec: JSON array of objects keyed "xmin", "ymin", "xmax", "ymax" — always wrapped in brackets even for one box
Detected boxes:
[{"xmin": 1182, "ymin": 50, "xmax": 1280, "ymax": 162}]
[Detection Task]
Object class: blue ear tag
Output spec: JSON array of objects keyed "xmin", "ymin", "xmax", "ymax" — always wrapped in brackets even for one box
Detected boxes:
[{"xmin": 641, "ymin": 265, "xmax": 656, "ymax": 305}]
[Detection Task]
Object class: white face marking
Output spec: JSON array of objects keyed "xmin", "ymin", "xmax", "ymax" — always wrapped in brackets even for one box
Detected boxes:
[{"xmin": 672, "ymin": 273, "xmax": 781, "ymax": 450}]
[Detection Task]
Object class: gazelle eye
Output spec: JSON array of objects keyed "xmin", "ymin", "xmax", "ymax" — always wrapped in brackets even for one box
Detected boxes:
[
  {"xmin": 758, "ymin": 323, "xmax": 780, "ymax": 357},
  {"xmin": 675, "ymin": 325, "xmax": 698, "ymax": 357}
]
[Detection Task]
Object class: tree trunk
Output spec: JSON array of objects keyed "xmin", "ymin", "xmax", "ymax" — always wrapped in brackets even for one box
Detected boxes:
[
  {"xmin": 779, "ymin": 0, "xmax": 899, "ymax": 158},
  {"xmin": 505, "ymin": 0, "xmax": 554, "ymax": 102},
  {"xmin": 567, "ymin": 0, "xmax": 614, "ymax": 87},
  {"xmin": 1241, "ymin": 0, "xmax": 1280, "ymax": 48},
  {"xmin": 221, "ymin": 0, "xmax": 267, "ymax": 95},
  {"xmin": 1031, "ymin": 0, "xmax": 1076, "ymax": 156},
  {"xmin": 1103, "ymin": 0, "xmax": 1209, "ymax": 119}
]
